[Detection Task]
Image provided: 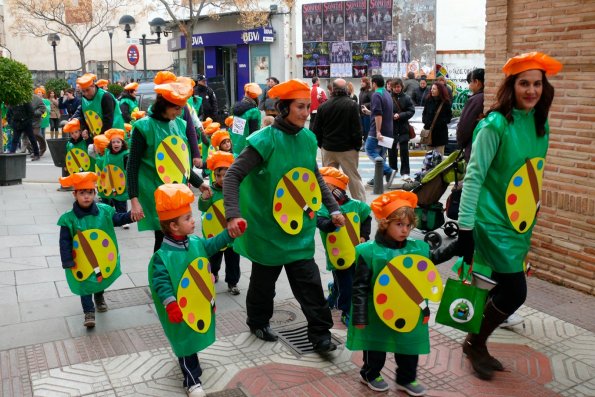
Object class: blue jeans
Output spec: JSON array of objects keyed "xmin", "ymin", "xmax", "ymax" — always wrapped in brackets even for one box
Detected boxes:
[
  {"xmin": 360, "ymin": 116, "xmax": 371, "ymax": 139},
  {"xmin": 365, "ymin": 136, "xmax": 393, "ymax": 176},
  {"xmin": 80, "ymin": 292, "xmax": 104, "ymax": 313}
]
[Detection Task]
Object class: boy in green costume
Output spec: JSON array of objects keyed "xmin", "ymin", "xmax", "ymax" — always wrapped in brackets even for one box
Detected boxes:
[{"xmin": 63, "ymin": 119, "xmax": 94, "ymax": 175}]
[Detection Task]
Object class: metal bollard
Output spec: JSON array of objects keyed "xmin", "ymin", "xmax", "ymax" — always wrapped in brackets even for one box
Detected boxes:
[{"xmin": 373, "ymin": 157, "xmax": 384, "ymax": 194}]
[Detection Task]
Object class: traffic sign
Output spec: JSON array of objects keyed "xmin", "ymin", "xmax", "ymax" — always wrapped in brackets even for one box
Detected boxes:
[{"xmin": 127, "ymin": 45, "xmax": 140, "ymax": 66}]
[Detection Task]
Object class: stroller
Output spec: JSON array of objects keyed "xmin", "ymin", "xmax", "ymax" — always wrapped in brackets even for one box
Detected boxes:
[{"xmin": 408, "ymin": 149, "xmax": 466, "ymax": 249}]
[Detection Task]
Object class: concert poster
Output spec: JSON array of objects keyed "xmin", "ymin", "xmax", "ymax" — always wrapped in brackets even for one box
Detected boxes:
[
  {"xmin": 302, "ymin": 3, "xmax": 323, "ymax": 42},
  {"xmin": 322, "ymin": 1, "xmax": 345, "ymax": 42},
  {"xmin": 345, "ymin": 0, "xmax": 368, "ymax": 41},
  {"xmin": 368, "ymin": 0, "xmax": 393, "ymax": 41}
]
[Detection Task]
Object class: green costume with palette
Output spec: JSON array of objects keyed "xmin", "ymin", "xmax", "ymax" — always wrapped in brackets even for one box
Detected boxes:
[{"xmin": 81, "ymin": 89, "xmax": 124, "ymax": 135}]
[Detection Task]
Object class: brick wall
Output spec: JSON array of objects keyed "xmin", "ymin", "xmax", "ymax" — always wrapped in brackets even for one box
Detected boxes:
[{"xmin": 485, "ymin": 0, "xmax": 595, "ymax": 294}]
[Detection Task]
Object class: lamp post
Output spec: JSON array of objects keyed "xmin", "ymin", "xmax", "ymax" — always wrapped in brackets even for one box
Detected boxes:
[
  {"xmin": 47, "ymin": 33, "xmax": 60, "ymax": 78},
  {"xmin": 106, "ymin": 26, "xmax": 115, "ymax": 83},
  {"xmin": 118, "ymin": 15, "xmax": 167, "ymax": 79}
]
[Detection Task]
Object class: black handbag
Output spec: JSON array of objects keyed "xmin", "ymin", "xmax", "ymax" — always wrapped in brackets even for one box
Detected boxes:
[{"xmin": 446, "ymin": 187, "xmax": 462, "ymax": 220}]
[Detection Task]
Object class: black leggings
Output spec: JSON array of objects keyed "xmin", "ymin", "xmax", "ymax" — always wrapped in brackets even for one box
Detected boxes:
[
  {"xmin": 50, "ymin": 118, "xmax": 60, "ymax": 132},
  {"xmin": 489, "ymin": 271, "xmax": 527, "ymax": 315}
]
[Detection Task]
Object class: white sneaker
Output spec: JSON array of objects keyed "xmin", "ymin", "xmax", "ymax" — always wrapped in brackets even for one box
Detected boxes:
[
  {"xmin": 187, "ymin": 383, "xmax": 206, "ymax": 397},
  {"xmin": 401, "ymin": 174, "xmax": 413, "ymax": 182},
  {"xmin": 122, "ymin": 224, "xmax": 130, "ymax": 229},
  {"xmin": 499, "ymin": 313, "xmax": 524, "ymax": 328}
]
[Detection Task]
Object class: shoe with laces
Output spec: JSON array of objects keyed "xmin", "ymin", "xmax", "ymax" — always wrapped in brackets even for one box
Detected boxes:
[
  {"xmin": 228, "ymin": 284, "xmax": 240, "ymax": 295},
  {"xmin": 250, "ymin": 325, "xmax": 278, "ymax": 342},
  {"xmin": 366, "ymin": 179, "xmax": 375, "ymax": 186},
  {"xmin": 83, "ymin": 312, "xmax": 95, "ymax": 328},
  {"xmin": 499, "ymin": 313, "xmax": 524, "ymax": 328},
  {"xmin": 360, "ymin": 375, "xmax": 389, "ymax": 392},
  {"xmin": 187, "ymin": 383, "xmax": 206, "ymax": 397},
  {"xmin": 95, "ymin": 295, "xmax": 108, "ymax": 313},
  {"xmin": 313, "ymin": 338, "xmax": 337, "ymax": 354},
  {"xmin": 395, "ymin": 380, "xmax": 426, "ymax": 396}
]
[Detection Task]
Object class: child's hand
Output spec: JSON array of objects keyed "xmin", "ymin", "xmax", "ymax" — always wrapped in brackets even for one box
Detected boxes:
[
  {"xmin": 193, "ymin": 158, "xmax": 202, "ymax": 168},
  {"xmin": 331, "ymin": 213, "xmax": 345, "ymax": 227},
  {"xmin": 360, "ymin": 237, "xmax": 366, "ymax": 243},
  {"xmin": 199, "ymin": 183, "xmax": 212, "ymax": 200},
  {"xmin": 227, "ymin": 217, "xmax": 247, "ymax": 238},
  {"xmin": 166, "ymin": 301, "xmax": 184, "ymax": 323},
  {"xmin": 130, "ymin": 198, "xmax": 145, "ymax": 222}
]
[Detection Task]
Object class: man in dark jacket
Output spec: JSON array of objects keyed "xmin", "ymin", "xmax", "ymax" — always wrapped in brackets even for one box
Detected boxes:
[
  {"xmin": 7, "ymin": 101, "xmax": 41, "ymax": 160},
  {"xmin": 389, "ymin": 78, "xmax": 415, "ymax": 183},
  {"xmin": 312, "ymin": 78, "xmax": 366, "ymax": 201},
  {"xmin": 402, "ymin": 71, "xmax": 420, "ymax": 97},
  {"xmin": 411, "ymin": 78, "xmax": 429, "ymax": 106},
  {"xmin": 259, "ymin": 76, "xmax": 279, "ymax": 117},
  {"xmin": 58, "ymin": 88, "xmax": 81, "ymax": 119},
  {"xmin": 194, "ymin": 74, "xmax": 218, "ymax": 121},
  {"xmin": 456, "ymin": 68, "xmax": 484, "ymax": 162}
]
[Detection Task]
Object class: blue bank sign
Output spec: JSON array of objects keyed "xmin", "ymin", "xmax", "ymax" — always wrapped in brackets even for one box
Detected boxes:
[{"xmin": 180, "ymin": 26, "xmax": 275, "ymax": 48}]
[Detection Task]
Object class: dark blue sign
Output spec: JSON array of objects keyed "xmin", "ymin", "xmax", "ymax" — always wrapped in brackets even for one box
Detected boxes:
[
  {"xmin": 180, "ymin": 26, "xmax": 275, "ymax": 48},
  {"xmin": 127, "ymin": 45, "xmax": 139, "ymax": 66}
]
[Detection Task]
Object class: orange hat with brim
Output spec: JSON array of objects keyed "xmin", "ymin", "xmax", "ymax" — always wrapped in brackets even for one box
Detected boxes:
[
  {"xmin": 224, "ymin": 116, "xmax": 234, "ymax": 127},
  {"xmin": 105, "ymin": 128, "xmax": 125, "ymax": 142},
  {"xmin": 154, "ymin": 71, "xmax": 177, "ymax": 85},
  {"xmin": 319, "ymin": 166, "xmax": 350, "ymax": 190},
  {"xmin": 124, "ymin": 82, "xmax": 139, "ymax": 91},
  {"xmin": 502, "ymin": 52, "xmax": 562, "ymax": 77},
  {"xmin": 244, "ymin": 83, "xmax": 262, "ymax": 99},
  {"xmin": 371, "ymin": 190, "xmax": 418, "ymax": 220},
  {"xmin": 210, "ymin": 130, "xmax": 231, "ymax": 149},
  {"xmin": 96, "ymin": 79, "xmax": 109, "ymax": 88},
  {"xmin": 76, "ymin": 73, "xmax": 97, "ymax": 89},
  {"xmin": 124, "ymin": 123, "xmax": 132, "ymax": 133},
  {"xmin": 155, "ymin": 184, "xmax": 195, "ymax": 221},
  {"xmin": 93, "ymin": 134, "xmax": 109, "ymax": 155},
  {"xmin": 205, "ymin": 122, "xmax": 221, "ymax": 136},
  {"xmin": 131, "ymin": 110, "xmax": 146, "ymax": 120},
  {"xmin": 59, "ymin": 172, "xmax": 98, "ymax": 190},
  {"xmin": 155, "ymin": 82, "xmax": 193, "ymax": 107},
  {"xmin": 268, "ymin": 79, "xmax": 310, "ymax": 100},
  {"xmin": 206, "ymin": 151, "xmax": 234, "ymax": 171},
  {"xmin": 202, "ymin": 117, "xmax": 213, "ymax": 129},
  {"xmin": 62, "ymin": 119, "xmax": 81, "ymax": 133},
  {"xmin": 34, "ymin": 87, "xmax": 46, "ymax": 96}
]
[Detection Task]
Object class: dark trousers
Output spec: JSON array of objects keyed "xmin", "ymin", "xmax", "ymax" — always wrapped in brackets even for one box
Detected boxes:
[
  {"xmin": 333, "ymin": 266, "xmax": 355, "ymax": 316},
  {"xmin": 209, "ymin": 248, "xmax": 240, "ymax": 286},
  {"xmin": 246, "ymin": 259, "xmax": 333, "ymax": 345},
  {"xmin": 361, "ymin": 351, "xmax": 418, "ymax": 385},
  {"xmin": 489, "ymin": 271, "xmax": 527, "ymax": 314},
  {"xmin": 309, "ymin": 112, "xmax": 317, "ymax": 128},
  {"xmin": 388, "ymin": 139, "xmax": 410, "ymax": 175},
  {"xmin": 80, "ymin": 291, "xmax": 104, "ymax": 313},
  {"xmin": 50, "ymin": 118, "xmax": 60, "ymax": 133},
  {"xmin": 154, "ymin": 230, "xmax": 164, "ymax": 253},
  {"xmin": 10, "ymin": 125, "xmax": 39, "ymax": 156},
  {"xmin": 360, "ymin": 115, "xmax": 371, "ymax": 140},
  {"xmin": 178, "ymin": 353, "xmax": 202, "ymax": 388}
]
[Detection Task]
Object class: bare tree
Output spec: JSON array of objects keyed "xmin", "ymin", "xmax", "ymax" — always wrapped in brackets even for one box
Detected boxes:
[{"xmin": 7, "ymin": 0, "xmax": 137, "ymax": 72}]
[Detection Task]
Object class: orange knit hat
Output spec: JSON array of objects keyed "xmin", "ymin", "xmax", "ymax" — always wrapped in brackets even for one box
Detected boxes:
[
  {"xmin": 76, "ymin": 73, "xmax": 97, "ymax": 89},
  {"xmin": 206, "ymin": 151, "xmax": 234, "ymax": 171},
  {"xmin": 371, "ymin": 190, "xmax": 418, "ymax": 220},
  {"xmin": 154, "ymin": 184, "xmax": 195, "ymax": 221},
  {"xmin": 59, "ymin": 172, "xmax": 98, "ymax": 190},
  {"xmin": 124, "ymin": 82, "xmax": 139, "ymax": 91},
  {"xmin": 268, "ymin": 79, "xmax": 310, "ymax": 100},
  {"xmin": 224, "ymin": 116, "xmax": 234, "ymax": 127},
  {"xmin": 62, "ymin": 119, "xmax": 81, "ymax": 133},
  {"xmin": 502, "ymin": 52, "xmax": 562, "ymax": 77},
  {"xmin": 153, "ymin": 71, "xmax": 193, "ymax": 107},
  {"xmin": 34, "ymin": 87, "xmax": 46, "ymax": 96},
  {"xmin": 204, "ymin": 122, "xmax": 221, "ymax": 136},
  {"xmin": 96, "ymin": 79, "xmax": 109, "ymax": 89},
  {"xmin": 124, "ymin": 123, "xmax": 132, "ymax": 132},
  {"xmin": 131, "ymin": 110, "xmax": 146, "ymax": 120},
  {"xmin": 244, "ymin": 83, "xmax": 262, "ymax": 99},
  {"xmin": 93, "ymin": 134, "xmax": 109, "ymax": 155},
  {"xmin": 210, "ymin": 130, "xmax": 231, "ymax": 149},
  {"xmin": 202, "ymin": 117, "xmax": 213, "ymax": 129},
  {"xmin": 105, "ymin": 128, "xmax": 125, "ymax": 142},
  {"xmin": 319, "ymin": 166, "xmax": 350, "ymax": 190}
]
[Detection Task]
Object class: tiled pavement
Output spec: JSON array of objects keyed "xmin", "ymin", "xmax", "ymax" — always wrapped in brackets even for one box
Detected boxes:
[{"xmin": 1, "ymin": 183, "xmax": 594, "ymax": 397}]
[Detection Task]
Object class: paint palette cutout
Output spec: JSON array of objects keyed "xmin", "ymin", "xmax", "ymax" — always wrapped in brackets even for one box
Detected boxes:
[
  {"xmin": 202, "ymin": 199, "xmax": 227, "ymax": 251},
  {"xmin": 505, "ymin": 157, "xmax": 545, "ymax": 233},
  {"xmin": 155, "ymin": 135, "xmax": 190, "ymax": 184},
  {"xmin": 373, "ymin": 254, "xmax": 443, "ymax": 333},
  {"xmin": 272, "ymin": 167, "xmax": 321, "ymax": 235},
  {"xmin": 71, "ymin": 229, "xmax": 117, "ymax": 283},
  {"xmin": 66, "ymin": 148, "xmax": 92, "ymax": 174},
  {"xmin": 177, "ymin": 257, "xmax": 215, "ymax": 333},
  {"xmin": 84, "ymin": 110, "xmax": 103, "ymax": 136},
  {"xmin": 98, "ymin": 164, "xmax": 126, "ymax": 197},
  {"xmin": 325, "ymin": 212, "xmax": 361, "ymax": 269}
]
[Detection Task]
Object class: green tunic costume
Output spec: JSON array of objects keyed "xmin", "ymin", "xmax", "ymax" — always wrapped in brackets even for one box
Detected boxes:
[
  {"xmin": 231, "ymin": 106, "xmax": 261, "ymax": 156},
  {"xmin": 81, "ymin": 88, "xmax": 124, "ymax": 135},
  {"xmin": 65, "ymin": 139, "xmax": 94, "ymax": 174},
  {"xmin": 119, "ymin": 97, "xmax": 138, "ymax": 114},
  {"xmin": 233, "ymin": 125, "xmax": 320, "ymax": 265},
  {"xmin": 41, "ymin": 98, "xmax": 51, "ymax": 129},
  {"xmin": 148, "ymin": 232, "xmax": 232, "ymax": 357},
  {"xmin": 133, "ymin": 116, "xmax": 190, "ymax": 231},
  {"xmin": 346, "ymin": 239, "xmax": 431, "ymax": 355},
  {"xmin": 458, "ymin": 110, "xmax": 549, "ymax": 274},
  {"xmin": 98, "ymin": 149, "xmax": 129, "ymax": 201},
  {"xmin": 57, "ymin": 203, "xmax": 122, "ymax": 296}
]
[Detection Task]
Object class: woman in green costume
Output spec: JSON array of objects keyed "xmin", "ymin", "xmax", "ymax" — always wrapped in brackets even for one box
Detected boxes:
[{"xmin": 457, "ymin": 52, "xmax": 562, "ymax": 380}]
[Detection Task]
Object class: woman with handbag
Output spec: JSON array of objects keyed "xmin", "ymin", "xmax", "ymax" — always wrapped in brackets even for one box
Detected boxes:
[
  {"xmin": 421, "ymin": 83, "xmax": 452, "ymax": 154},
  {"xmin": 457, "ymin": 52, "xmax": 561, "ymax": 380}
]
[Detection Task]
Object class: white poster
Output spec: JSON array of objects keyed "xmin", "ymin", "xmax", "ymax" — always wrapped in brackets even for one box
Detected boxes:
[{"xmin": 232, "ymin": 117, "xmax": 246, "ymax": 135}]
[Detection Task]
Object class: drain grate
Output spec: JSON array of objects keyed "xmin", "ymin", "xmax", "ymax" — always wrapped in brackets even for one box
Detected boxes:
[
  {"xmin": 207, "ymin": 387, "xmax": 251, "ymax": 397},
  {"xmin": 277, "ymin": 325, "xmax": 342, "ymax": 355},
  {"xmin": 104, "ymin": 286, "xmax": 152, "ymax": 309}
]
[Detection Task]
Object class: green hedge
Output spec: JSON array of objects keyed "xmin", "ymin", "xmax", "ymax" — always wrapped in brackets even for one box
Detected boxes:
[{"xmin": 0, "ymin": 58, "xmax": 33, "ymax": 105}]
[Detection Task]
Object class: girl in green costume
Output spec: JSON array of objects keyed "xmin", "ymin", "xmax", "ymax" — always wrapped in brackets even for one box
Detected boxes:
[
  {"xmin": 63, "ymin": 119, "xmax": 94, "ymax": 175},
  {"xmin": 99, "ymin": 129, "xmax": 129, "ymax": 223},
  {"xmin": 457, "ymin": 52, "xmax": 561, "ymax": 380}
]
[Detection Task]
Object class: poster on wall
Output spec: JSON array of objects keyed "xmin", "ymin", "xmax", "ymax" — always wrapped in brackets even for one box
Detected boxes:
[
  {"xmin": 351, "ymin": 41, "xmax": 383, "ymax": 77},
  {"xmin": 381, "ymin": 41, "xmax": 399, "ymax": 77},
  {"xmin": 330, "ymin": 42, "xmax": 352, "ymax": 77},
  {"xmin": 253, "ymin": 55, "xmax": 269, "ymax": 84},
  {"xmin": 302, "ymin": 3, "xmax": 323, "ymax": 42},
  {"xmin": 303, "ymin": 42, "xmax": 330, "ymax": 78},
  {"xmin": 345, "ymin": 0, "xmax": 368, "ymax": 41},
  {"xmin": 323, "ymin": 1, "xmax": 345, "ymax": 42},
  {"xmin": 368, "ymin": 0, "xmax": 393, "ymax": 41}
]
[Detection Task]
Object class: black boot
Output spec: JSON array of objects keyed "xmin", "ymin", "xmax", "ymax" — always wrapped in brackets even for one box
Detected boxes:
[{"xmin": 462, "ymin": 299, "xmax": 508, "ymax": 380}]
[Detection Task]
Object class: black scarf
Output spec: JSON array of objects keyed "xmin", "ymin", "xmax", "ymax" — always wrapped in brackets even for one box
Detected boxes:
[
  {"xmin": 375, "ymin": 231, "xmax": 407, "ymax": 249},
  {"xmin": 273, "ymin": 116, "xmax": 302, "ymax": 135}
]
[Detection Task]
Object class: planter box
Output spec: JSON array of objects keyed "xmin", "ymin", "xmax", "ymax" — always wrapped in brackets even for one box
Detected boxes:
[
  {"xmin": 0, "ymin": 153, "xmax": 27, "ymax": 185},
  {"xmin": 47, "ymin": 138, "xmax": 69, "ymax": 168}
]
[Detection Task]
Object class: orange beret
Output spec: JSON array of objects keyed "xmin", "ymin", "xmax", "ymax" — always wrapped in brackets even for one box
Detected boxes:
[
  {"xmin": 34, "ymin": 87, "xmax": 46, "ymax": 96},
  {"xmin": 154, "ymin": 71, "xmax": 177, "ymax": 85},
  {"xmin": 155, "ymin": 82, "xmax": 193, "ymax": 107},
  {"xmin": 202, "ymin": 117, "xmax": 213, "ymax": 129},
  {"xmin": 131, "ymin": 110, "xmax": 146, "ymax": 120},
  {"xmin": 59, "ymin": 172, "xmax": 98, "ymax": 190},
  {"xmin": 206, "ymin": 150, "xmax": 234, "ymax": 171},
  {"xmin": 177, "ymin": 76, "xmax": 195, "ymax": 88},
  {"xmin": 124, "ymin": 82, "xmax": 138, "ymax": 91},
  {"xmin": 224, "ymin": 116, "xmax": 234, "ymax": 127},
  {"xmin": 154, "ymin": 184, "xmax": 195, "ymax": 221},
  {"xmin": 210, "ymin": 130, "xmax": 231, "ymax": 149},
  {"xmin": 244, "ymin": 83, "xmax": 262, "ymax": 99},
  {"xmin": 268, "ymin": 79, "xmax": 310, "ymax": 100},
  {"xmin": 124, "ymin": 123, "xmax": 132, "ymax": 132},
  {"xmin": 371, "ymin": 190, "xmax": 418, "ymax": 220},
  {"xmin": 105, "ymin": 128, "xmax": 125, "ymax": 142},
  {"xmin": 96, "ymin": 79, "xmax": 109, "ymax": 89},
  {"xmin": 93, "ymin": 134, "xmax": 109, "ymax": 155},
  {"xmin": 502, "ymin": 52, "xmax": 562, "ymax": 77},
  {"xmin": 205, "ymin": 122, "xmax": 221, "ymax": 136},
  {"xmin": 76, "ymin": 73, "xmax": 97, "ymax": 89},
  {"xmin": 62, "ymin": 119, "xmax": 81, "ymax": 133},
  {"xmin": 319, "ymin": 166, "xmax": 349, "ymax": 190}
]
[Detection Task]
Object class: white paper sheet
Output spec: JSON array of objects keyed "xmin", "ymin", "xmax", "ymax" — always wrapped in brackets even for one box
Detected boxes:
[{"xmin": 377, "ymin": 136, "xmax": 394, "ymax": 149}]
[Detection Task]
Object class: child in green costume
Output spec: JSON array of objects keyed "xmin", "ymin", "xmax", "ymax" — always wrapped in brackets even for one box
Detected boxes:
[
  {"xmin": 57, "ymin": 172, "xmax": 134, "ymax": 329},
  {"xmin": 149, "ymin": 184, "xmax": 236, "ymax": 397},
  {"xmin": 100, "ymin": 129, "xmax": 130, "ymax": 225},
  {"xmin": 63, "ymin": 119, "xmax": 94, "ymax": 175}
]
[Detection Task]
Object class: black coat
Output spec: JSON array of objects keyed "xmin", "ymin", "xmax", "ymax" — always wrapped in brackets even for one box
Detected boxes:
[
  {"xmin": 422, "ymin": 97, "xmax": 452, "ymax": 147},
  {"xmin": 391, "ymin": 92, "xmax": 415, "ymax": 143},
  {"xmin": 312, "ymin": 94, "xmax": 362, "ymax": 152}
]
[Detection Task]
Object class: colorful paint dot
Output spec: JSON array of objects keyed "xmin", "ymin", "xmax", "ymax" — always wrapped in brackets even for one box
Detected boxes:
[
  {"xmin": 309, "ymin": 182, "xmax": 316, "ymax": 192},
  {"xmin": 119, "ymin": 173, "xmax": 124, "ymax": 178},
  {"xmin": 513, "ymin": 176, "xmax": 523, "ymax": 187},
  {"xmin": 179, "ymin": 297, "xmax": 187, "ymax": 308},
  {"xmin": 431, "ymin": 286, "xmax": 439, "ymax": 294},
  {"xmin": 510, "ymin": 211, "xmax": 519, "ymax": 221},
  {"xmin": 302, "ymin": 172, "xmax": 309, "ymax": 182},
  {"xmin": 376, "ymin": 293, "xmax": 387, "ymax": 304},
  {"xmin": 403, "ymin": 257, "xmax": 413, "ymax": 268},
  {"xmin": 329, "ymin": 235, "xmax": 337, "ymax": 243},
  {"xmin": 417, "ymin": 260, "xmax": 428, "ymax": 272},
  {"xmin": 383, "ymin": 309, "xmax": 394, "ymax": 320},
  {"xmin": 72, "ymin": 250, "xmax": 77, "ymax": 259},
  {"xmin": 76, "ymin": 271, "xmax": 84, "ymax": 279},
  {"xmin": 537, "ymin": 160, "xmax": 543, "ymax": 170},
  {"xmin": 332, "ymin": 248, "xmax": 340, "ymax": 256},
  {"xmin": 276, "ymin": 188, "xmax": 285, "ymax": 198},
  {"xmin": 181, "ymin": 277, "xmax": 190, "ymax": 288},
  {"xmin": 519, "ymin": 221, "xmax": 527, "ymax": 231},
  {"xmin": 102, "ymin": 239, "xmax": 109, "ymax": 247},
  {"xmin": 378, "ymin": 274, "xmax": 390, "ymax": 286},
  {"xmin": 290, "ymin": 220, "xmax": 299, "ymax": 230},
  {"xmin": 157, "ymin": 165, "xmax": 165, "ymax": 173},
  {"xmin": 280, "ymin": 214, "xmax": 288, "ymax": 224},
  {"xmin": 353, "ymin": 215, "xmax": 359, "ymax": 223},
  {"xmin": 157, "ymin": 152, "xmax": 165, "ymax": 161},
  {"xmin": 164, "ymin": 176, "xmax": 171, "ymax": 183},
  {"xmin": 197, "ymin": 319, "xmax": 205, "ymax": 330},
  {"xmin": 312, "ymin": 196, "xmax": 318, "ymax": 204},
  {"xmin": 508, "ymin": 194, "xmax": 517, "ymax": 205},
  {"xmin": 207, "ymin": 234, "xmax": 213, "ymax": 238},
  {"xmin": 181, "ymin": 144, "xmax": 186, "ymax": 151},
  {"xmin": 395, "ymin": 318, "xmax": 406, "ymax": 329},
  {"xmin": 171, "ymin": 137, "xmax": 178, "ymax": 145},
  {"xmin": 197, "ymin": 259, "xmax": 204, "ymax": 270},
  {"xmin": 427, "ymin": 270, "xmax": 436, "ymax": 283},
  {"xmin": 73, "ymin": 241, "xmax": 79, "ymax": 249},
  {"xmin": 89, "ymin": 232, "xmax": 98, "ymax": 240},
  {"xmin": 205, "ymin": 213, "xmax": 213, "ymax": 220},
  {"xmin": 337, "ymin": 258, "xmax": 345, "ymax": 267},
  {"xmin": 105, "ymin": 266, "xmax": 111, "ymax": 273},
  {"xmin": 188, "ymin": 312, "xmax": 195, "ymax": 324},
  {"xmin": 292, "ymin": 171, "xmax": 299, "ymax": 180},
  {"xmin": 274, "ymin": 202, "xmax": 282, "ymax": 212}
]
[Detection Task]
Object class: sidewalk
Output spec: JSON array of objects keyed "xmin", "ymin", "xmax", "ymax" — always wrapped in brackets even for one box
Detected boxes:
[{"xmin": 0, "ymin": 182, "xmax": 593, "ymax": 397}]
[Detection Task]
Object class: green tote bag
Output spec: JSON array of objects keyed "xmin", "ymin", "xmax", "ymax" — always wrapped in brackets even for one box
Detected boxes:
[{"xmin": 435, "ymin": 278, "xmax": 488, "ymax": 333}]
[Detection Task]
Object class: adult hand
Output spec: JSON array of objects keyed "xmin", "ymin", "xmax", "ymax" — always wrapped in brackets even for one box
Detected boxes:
[
  {"xmin": 457, "ymin": 229, "xmax": 475, "ymax": 265},
  {"xmin": 331, "ymin": 213, "xmax": 345, "ymax": 227},
  {"xmin": 165, "ymin": 301, "xmax": 184, "ymax": 323},
  {"xmin": 130, "ymin": 198, "xmax": 145, "ymax": 222},
  {"xmin": 376, "ymin": 132, "xmax": 383, "ymax": 141},
  {"xmin": 227, "ymin": 217, "xmax": 247, "ymax": 238},
  {"xmin": 393, "ymin": 113, "xmax": 400, "ymax": 120},
  {"xmin": 198, "ymin": 183, "xmax": 212, "ymax": 200},
  {"xmin": 193, "ymin": 158, "xmax": 202, "ymax": 168}
]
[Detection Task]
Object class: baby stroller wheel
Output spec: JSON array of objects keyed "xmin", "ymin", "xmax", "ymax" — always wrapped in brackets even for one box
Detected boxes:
[
  {"xmin": 444, "ymin": 221, "xmax": 459, "ymax": 237},
  {"xmin": 424, "ymin": 231, "xmax": 442, "ymax": 250}
]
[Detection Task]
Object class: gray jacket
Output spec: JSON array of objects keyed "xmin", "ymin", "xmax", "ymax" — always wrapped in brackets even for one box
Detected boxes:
[{"xmin": 31, "ymin": 95, "xmax": 46, "ymax": 129}]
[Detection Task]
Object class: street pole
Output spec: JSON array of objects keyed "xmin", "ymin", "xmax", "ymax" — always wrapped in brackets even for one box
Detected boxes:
[
  {"xmin": 52, "ymin": 44, "xmax": 58, "ymax": 78},
  {"xmin": 109, "ymin": 32, "xmax": 114, "ymax": 83},
  {"xmin": 142, "ymin": 34, "xmax": 147, "ymax": 79}
]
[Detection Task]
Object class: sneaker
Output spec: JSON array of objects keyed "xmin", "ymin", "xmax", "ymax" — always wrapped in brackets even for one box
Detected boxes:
[
  {"xmin": 499, "ymin": 313, "xmax": 524, "ymax": 328},
  {"xmin": 122, "ymin": 224, "xmax": 130, "ymax": 229},
  {"xmin": 250, "ymin": 325, "xmax": 278, "ymax": 342},
  {"xmin": 396, "ymin": 380, "xmax": 426, "ymax": 396},
  {"xmin": 83, "ymin": 312, "xmax": 96, "ymax": 328},
  {"xmin": 360, "ymin": 375, "xmax": 389, "ymax": 392},
  {"xmin": 31, "ymin": 155, "xmax": 40, "ymax": 161},
  {"xmin": 187, "ymin": 383, "xmax": 206, "ymax": 397},
  {"xmin": 401, "ymin": 174, "xmax": 413, "ymax": 183},
  {"xmin": 366, "ymin": 179, "xmax": 374, "ymax": 187},
  {"xmin": 340, "ymin": 313, "xmax": 350, "ymax": 326},
  {"xmin": 228, "ymin": 285, "xmax": 240, "ymax": 295},
  {"xmin": 95, "ymin": 296, "xmax": 108, "ymax": 313},
  {"xmin": 313, "ymin": 338, "xmax": 337, "ymax": 354}
]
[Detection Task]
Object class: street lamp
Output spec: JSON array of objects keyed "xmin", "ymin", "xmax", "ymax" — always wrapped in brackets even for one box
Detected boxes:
[
  {"xmin": 105, "ymin": 26, "xmax": 116, "ymax": 83},
  {"xmin": 118, "ymin": 15, "xmax": 167, "ymax": 79},
  {"xmin": 47, "ymin": 33, "xmax": 60, "ymax": 78}
]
